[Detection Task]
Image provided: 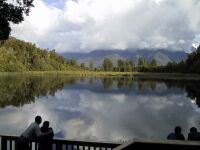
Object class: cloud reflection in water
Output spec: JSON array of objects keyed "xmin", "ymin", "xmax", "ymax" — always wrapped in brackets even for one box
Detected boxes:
[{"xmin": 0, "ymin": 78, "xmax": 200, "ymax": 142}]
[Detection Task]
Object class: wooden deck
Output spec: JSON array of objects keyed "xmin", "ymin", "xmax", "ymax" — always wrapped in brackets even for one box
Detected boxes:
[{"xmin": 113, "ymin": 138, "xmax": 200, "ymax": 150}]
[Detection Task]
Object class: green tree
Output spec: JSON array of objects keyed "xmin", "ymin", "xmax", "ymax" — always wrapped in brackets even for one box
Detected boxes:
[
  {"xmin": 89, "ymin": 60, "xmax": 93, "ymax": 70},
  {"xmin": 103, "ymin": 57, "xmax": 113, "ymax": 71},
  {"xmin": 117, "ymin": 59, "xmax": 125, "ymax": 72},
  {"xmin": 138, "ymin": 57, "xmax": 148, "ymax": 67},
  {"xmin": 125, "ymin": 60, "xmax": 133, "ymax": 72},
  {"xmin": 80, "ymin": 63, "xmax": 85, "ymax": 68},
  {"xmin": 0, "ymin": 37, "xmax": 78, "ymax": 72},
  {"xmin": 0, "ymin": 0, "xmax": 34, "ymax": 40},
  {"xmin": 70, "ymin": 59, "xmax": 77, "ymax": 66},
  {"xmin": 186, "ymin": 45, "xmax": 200, "ymax": 73},
  {"xmin": 150, "ymin": 58, "xmax": 157, "ymax": 67}
]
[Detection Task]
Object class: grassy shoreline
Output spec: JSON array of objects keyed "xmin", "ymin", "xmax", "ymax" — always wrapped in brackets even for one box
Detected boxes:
[{"xmin": 0, "ymin": 71, "xmax": 200, "ymax": 80}]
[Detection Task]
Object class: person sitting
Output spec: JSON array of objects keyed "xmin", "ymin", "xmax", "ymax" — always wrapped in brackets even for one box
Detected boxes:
[
  {"xmin": 19, "ymin": 116, "xmax": 53, "ymax": 150},
  {"xmin": 167, "ymin": 126, "xmax": 185, "ymax": 140},
  {"xmin": 38, "ymin": 121, "xmax": 54, "ymax": 150},
  {"xmin": 188, "ymin": 127, "xmax": 200, "ymax": 141}
]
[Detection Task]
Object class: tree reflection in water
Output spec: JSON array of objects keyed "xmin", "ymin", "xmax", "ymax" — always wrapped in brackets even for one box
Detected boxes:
[
  {"xmin": 0, "ymin": 75, "xmax": 76, "ymax": 108},
  {"xmin": 0, "ymin": 75, "xmax": 200, "ymax": 108}
]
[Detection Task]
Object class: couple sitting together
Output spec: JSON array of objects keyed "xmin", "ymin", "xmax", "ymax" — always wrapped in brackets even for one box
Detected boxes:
[{"xmin": 19, "ymin": 116, "xmax": 54, "ymax": 150}]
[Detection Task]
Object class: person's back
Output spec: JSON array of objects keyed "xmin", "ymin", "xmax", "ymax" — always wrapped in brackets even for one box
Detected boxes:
[
  {"xmin": 21, "ymin": 122, "xmax": 40, "ymax": 140},
  {"xmin": 38, "ymin": 121, "xmax": 54, "ymax": 150},
  {"xmin": 167, "ymin": 126, "xmax": 185, "ymax": 140},
  {"xmin": 188, "ymin": 127, "xmax": 200, "ymax": 141},
  {"xmin": 167, "ymin": 132, "xmax": 176, "ymax": 140}
]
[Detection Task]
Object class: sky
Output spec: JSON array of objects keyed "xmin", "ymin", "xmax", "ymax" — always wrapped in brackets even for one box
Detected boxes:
[{"xmin": 11, "ymin": 0, "xmax": 200, "ymax": 53}]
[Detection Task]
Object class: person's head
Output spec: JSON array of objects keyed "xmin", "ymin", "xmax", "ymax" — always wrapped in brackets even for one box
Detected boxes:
[
  {"xmin": 175, "ymin": 126, "xmax": 182, "ymax": 134},
  {"xmin": 190, "ymin": 127, "xmax": 197, "ymax": 132},
  {"xmin": 35, "ymin": 116, "xmax": 42, "ymax": 124},
  {"xmin": 43, "ymin": 121, "xmax": 49, "ymax": 128}
]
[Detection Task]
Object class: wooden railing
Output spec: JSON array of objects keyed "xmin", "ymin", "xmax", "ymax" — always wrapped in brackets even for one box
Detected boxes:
[
  {"xmin": 0, "ymin": 135, "xmax": 121, "ymax": 150},
  {"xmin": 3, "ymin": 135, "xmax": 200, "ymax": 150}
]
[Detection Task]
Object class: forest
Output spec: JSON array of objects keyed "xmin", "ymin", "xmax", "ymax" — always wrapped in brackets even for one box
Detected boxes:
[
  {"xmin": 0, "ymin": 37, "xmax": 78, "ymax": 71},
  {"xmin": 0, "ymin": 37, "xmax": 200, "ymax": 74},
  {"xmin": 97, "ymin": 46, "xmax": 200, "ymax": 74}
]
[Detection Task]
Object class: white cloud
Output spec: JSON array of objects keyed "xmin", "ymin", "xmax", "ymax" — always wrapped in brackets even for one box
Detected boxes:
[{"xmin": 11, "ymin": 0, "xmax": 200, "ymax": 52}]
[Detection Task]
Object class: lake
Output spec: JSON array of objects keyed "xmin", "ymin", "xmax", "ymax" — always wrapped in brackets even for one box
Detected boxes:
[{"xmin": 0, "ymin": 74, "xmax": 200, "ymax": 142}]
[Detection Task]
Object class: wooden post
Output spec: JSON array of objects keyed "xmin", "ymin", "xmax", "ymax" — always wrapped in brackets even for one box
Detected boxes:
[
  {"xmin": 1, "ymin": 137, "xmax": 7, "ymax": 150},
  {"xmin": 56, "ymin": 143, "xmax": 62, "ymax": 150},
  {"xmin": 15, "ymin": 140, "xmax": 19, "ymax": 150}
]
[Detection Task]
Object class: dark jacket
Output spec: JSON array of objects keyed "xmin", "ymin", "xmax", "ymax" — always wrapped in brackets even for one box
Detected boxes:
[
  {"xmin": 38, "ymin": 126, "xmax": 54, "ymax": 150},
  {"xmin": 188, "ymin": 132, "xmax": 200, "ymax": 141},
  {"xmin": 167, "ymin": 132, "xmax": 185, "ymax": 140}
]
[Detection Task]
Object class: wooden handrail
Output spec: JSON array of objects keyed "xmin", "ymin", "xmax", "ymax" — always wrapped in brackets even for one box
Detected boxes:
[{"xmin": 0, "ymin": 134, "xmax": 121, "ymax": 150}]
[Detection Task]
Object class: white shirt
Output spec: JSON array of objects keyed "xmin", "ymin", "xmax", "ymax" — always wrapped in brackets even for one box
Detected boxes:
[{"xmin": 21, "ymin": 122, "xmax": 42, "ymax": 140}]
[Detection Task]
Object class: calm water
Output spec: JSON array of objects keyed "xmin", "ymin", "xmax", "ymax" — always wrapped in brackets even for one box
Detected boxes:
[{"xmin": 0, "ymin": 75, "xmax": 200, "ymax": 142}]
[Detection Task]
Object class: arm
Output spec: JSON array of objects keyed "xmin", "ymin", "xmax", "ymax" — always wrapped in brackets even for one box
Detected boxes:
[{"xmin": 35, "ymin": 126, "xmax": 53, "ymax": 138}]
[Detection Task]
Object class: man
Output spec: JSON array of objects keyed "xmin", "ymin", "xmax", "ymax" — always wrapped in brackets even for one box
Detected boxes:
[
  {"xmin": 188, "ymin": 127, "xmax": 200, "ymax": 141},
  {"xmin": 19, "ymin": 116, "xmax": 53, "ymax": 150},
  {"xmin": 167, "ymin": 126, "xmax": 185, "ymax": 140}
]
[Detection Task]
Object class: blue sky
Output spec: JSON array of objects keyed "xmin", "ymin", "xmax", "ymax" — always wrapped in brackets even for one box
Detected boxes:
[
  {"xmin": 43, "ymin": 0, "xmax": 65, "ymax": 9},
  {"xmin": 11, "ymin": 0, "xmax": 200, "ymax": 53}
]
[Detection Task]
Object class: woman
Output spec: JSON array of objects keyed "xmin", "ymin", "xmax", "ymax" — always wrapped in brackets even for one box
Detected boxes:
[{"xmin": 38, "ymin": 121, "xmax": 54, "ymax": 150}]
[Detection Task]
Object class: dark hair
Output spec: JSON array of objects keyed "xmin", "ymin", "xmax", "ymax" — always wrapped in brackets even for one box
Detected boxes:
[
  {"xmin": 35, "ymin": 116, "xmax": 42, "ymax": 124},
  {"xmin": 43, "ymin": 121, "xmax": 49, "ymax": 127},
  {"xmin": 175, "ymin": 126, "xmax": 182, "ymax": 134},
  {"xmin": 190, "ymin": 127, "xmax": 197, "ymax": 132}
]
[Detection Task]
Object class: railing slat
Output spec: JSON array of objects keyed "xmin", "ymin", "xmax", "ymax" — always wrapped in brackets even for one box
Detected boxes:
[
  {"xmin": 35, "ymin": 142, "xmax": 38, "ymax": 150},
  {"xmin": 15, "ymin": 140, "xmax": 18, "ymax": 150},
  {"xmin": 30, "ymin": 142, "xmax": 32, "ymax": 150},
  {"xmin": 56, "ymin": 143, "xmax": 62, "ymax": 150},
  {"xmin": 10, "ymin": 140, "xmax": 12, "ymax": 150}
]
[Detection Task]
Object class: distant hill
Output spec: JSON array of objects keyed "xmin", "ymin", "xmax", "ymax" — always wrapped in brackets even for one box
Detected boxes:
[
  {"xmin": 0, "ymin": 37, "xmax": 75, "ymax": 72},
  {"xmin": 61, "ymin": 49, "xmax": 188, "ymax": 67}
]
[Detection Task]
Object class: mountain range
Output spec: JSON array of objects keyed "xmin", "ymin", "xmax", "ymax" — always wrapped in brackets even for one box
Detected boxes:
[{"xmin": 60, "ymin": 49, "xmax": 188, "ymax": 67}]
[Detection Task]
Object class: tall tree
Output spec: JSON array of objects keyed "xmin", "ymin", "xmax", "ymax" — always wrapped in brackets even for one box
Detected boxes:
[
  {"xmin": 150, "ymin": 58, "xmax": 157, "ymax": 67},
  {"xmin": 0, "ymin": 0, "xmax": 34, "ymax": 40},
  {"xmin": 103, "ymin": 57, "xmax": 113, "ymax": 71},
  {"xmin": 89, "ymin": 60, "xmax": 93, "ymax": 70},
  {"xmin": 70, "ymin": 59, "xmax": 77, "ymax": 66},
  {"xmin": 138, "ymin": 57, "xmax": 148, "ymax": 67},
  {"xmin": 80, "ymin": 63, "xmax": 85, "ymax": 69},
  {"xmin": 117, "ymin": 59, "xmax": 125, "ymax": 72}
]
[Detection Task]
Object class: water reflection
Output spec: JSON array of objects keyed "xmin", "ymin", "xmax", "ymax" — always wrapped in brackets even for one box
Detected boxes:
[{"xmin": 0, "ymin": 75, "xmax": 200, "ymax": 142}]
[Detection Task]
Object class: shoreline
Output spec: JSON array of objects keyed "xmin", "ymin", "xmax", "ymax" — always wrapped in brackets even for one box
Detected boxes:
[{"xmin": 0, "ymin": 71, "xmax": 200, "ymax": 80}]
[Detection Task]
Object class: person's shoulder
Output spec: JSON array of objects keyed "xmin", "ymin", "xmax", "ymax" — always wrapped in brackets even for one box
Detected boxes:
[
  {"xmin": 31, "ymin": 122, "xmax": 40, "ymax": 129},
  {"xmin": 167, "ymin": 133, "xmax": 175, "ymax": 139}
]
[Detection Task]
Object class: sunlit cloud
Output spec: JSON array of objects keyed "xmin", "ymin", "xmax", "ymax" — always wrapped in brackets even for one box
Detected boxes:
[{"xmin": 11, "ymin": 0, "xmax": 200, "ymax": 52}]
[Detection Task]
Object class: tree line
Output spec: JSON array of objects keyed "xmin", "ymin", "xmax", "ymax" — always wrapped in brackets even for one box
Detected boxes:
[
  {"xmin": 82, "ymin": 46, "xmax": 200, "ymax": 74},
  {"xmin": 150, "ymin": 46, "xmax": 200, "ymax": 74},
  {"xmin": 80, "ymin": 57, "xmax": 158, "ymax": 72},
  {"xmin": 0, "ymin": 37, "xmax": 79, "ymax": 71}
]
